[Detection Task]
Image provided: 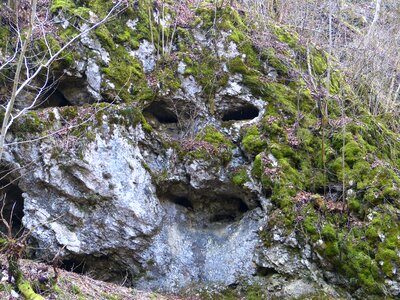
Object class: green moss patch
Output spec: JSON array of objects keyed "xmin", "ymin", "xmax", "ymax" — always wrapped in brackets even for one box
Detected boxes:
[
  {"xmin": 231, "ymin": 168, "xmax": 249, "ymax": 187},
  {"xmin": 242, "ymin": 125, "xmax": 267, "ymax": 156}
]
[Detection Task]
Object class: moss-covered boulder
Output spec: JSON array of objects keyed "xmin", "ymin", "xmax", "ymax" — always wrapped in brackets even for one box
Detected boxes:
[{"xmin": 2, "ymin": 1, "xmax": 400, "ymax": 299}]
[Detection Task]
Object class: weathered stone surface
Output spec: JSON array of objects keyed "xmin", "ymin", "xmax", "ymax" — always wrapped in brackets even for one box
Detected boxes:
[
  {"xmin": 131, "ymin": 40, "xmax": 156, "ymax": 73},
  {"xmin": 3, "ymin": 108, "xmax": 270, "ymax": 291},
  {"xmin": 180, "ymin": 76, "xmax": 202, "ymax": 99},
  {"xmin": 137, "ymin": 203, "xmax": 264, "ymax": 292},
  {"xmin": 80, "ymin": 24, "xmax": 110, "ymax": 64},
  {"xmin": 85, "ymin": 58, "xmax": 102, "ymax": 100},
  {"xmin": 15, "ymin": 126, "xmax": 163, "ymax": 263},
  {"xmin": 0, "ymin": 8, "xmax": 358, "ymax": 299}
]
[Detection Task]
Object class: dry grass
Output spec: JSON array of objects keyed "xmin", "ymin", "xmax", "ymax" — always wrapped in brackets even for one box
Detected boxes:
[{"xmin": 0, "ymin": 255, "xmax": 192, "ymax": 300}]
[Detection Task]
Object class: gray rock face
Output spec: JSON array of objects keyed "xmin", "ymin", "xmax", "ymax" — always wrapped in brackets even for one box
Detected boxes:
[
  {"xmin": 180, "ymin": 76, "xmax": 202, "ymax": 99},
  {"xmin": 217, "ymin": 32, "xmax": 240, "ymax": 59},
  {"xmin": 3, "ymin": 106, "xmax": 269, "ymax": 291},
  {"xmin": 0, "ymin": 14, "xmax": 349, "ymax": 299},
  {"xmin": 386, "ymin": 280, "xmax": 400, "ymax": 297},
  {"xmin": 58, "ymin": 58, "xmax": 102, "ymax": 105},
  {"xmin": 80, "ymin": 24, "xmax": 110, "ymax": 64},
  {"xmin": 2, "ymin": 107, "xmax": 344, "ymax": 297},
  {"xmin": 131, "ymin": 40, "xmax": 156, "ymax": 73},
  {"xmin": 19, "ymin": 127, "xmax": 162, "ymax": 264},
  {"xmin": 85, "ymin": 59, "xmax": 102, "ymax": 100},
  {"xmin": 44, "ymin": 20, "xmax": 110, "ymax": 105},
  {"xmin": 137, "ymin": 203, "xmax": 264, "ymax": 291},
  {"xmin": 3, "ymin": 74, "xmax": 345, "ymax": 299}
]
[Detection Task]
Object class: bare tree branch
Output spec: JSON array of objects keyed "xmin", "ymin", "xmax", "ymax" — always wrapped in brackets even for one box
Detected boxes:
[{"xmin": 0, "ymin": 0, "xmax": 128, "ymax": 161}]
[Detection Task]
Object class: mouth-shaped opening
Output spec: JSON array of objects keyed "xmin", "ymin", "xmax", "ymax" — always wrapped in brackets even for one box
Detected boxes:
[{"xmin": 166, "ymin": 191, "xmax": 251, "ymax": 224}]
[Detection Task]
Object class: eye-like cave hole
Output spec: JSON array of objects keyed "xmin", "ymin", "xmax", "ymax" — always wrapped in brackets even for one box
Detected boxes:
[
  {"xmin": 0, "ymin": 181, "xmax": 24, "ymax": 236},
  {"xmin": 40, "ymin": 90, "xmax": 71, "ymax": 108},
  {"xmin": 256, "ymin": 266, "xmax": 279, "ymax": 277},
  {"xmin": 222, "ymin": 104, "xmax": 259, "ymax": 121},
  {"xmin": 238, "ymin": 198, "xmax": 250, "ymax": 212},
  {"xmin": 170, "ymin": 196, "xmax": 193, "ymax": 209},
  {"xmin": 264, "ymin": 188, "xmax": 272, "ymax": 198},
  {"xmin": 143, "ymin": 101, "xmax": 178, "ymax": 124}
]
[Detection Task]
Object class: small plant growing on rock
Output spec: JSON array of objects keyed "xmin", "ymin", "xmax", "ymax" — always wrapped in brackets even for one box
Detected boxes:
[
  {"xmin": 0, "ymin": 194, "xmax": 45, "ymax": 299},
  {"xmin": 0, "ymin": 192, "xmax": 65, "ymax": 299}
]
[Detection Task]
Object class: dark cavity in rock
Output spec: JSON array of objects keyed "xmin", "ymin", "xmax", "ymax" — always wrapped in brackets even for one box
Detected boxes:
[
  {"xmin": 208, "ymin": 196, "xmax": 249, "ymax": 223},
  {"xmin": 169, "ymin": 195, "xmax": 193, "ymax": 209},
  {"xmin": 222, "ymin": 104, "xmax": 259, "ymax": 121},
  {"xmin": 0, "ymin": 181, "xmax": 25, "ymax": 235},
  {"xmin": 135, "ymin": 183, "xmax": 263, "ymax": 291},
  {"xmin": 256, "ymin": 265, "xmax": 279, "ymax": 277},
  {"xmin": 143, "ymin": 101, "xmax": 178, "ymax": 124},
  {"xmin": 40, "ymin": 89, "xmax": 71, "ymax": 108},
  {"xmin": 61, "ymin": 258, "xmax": 86, "ymax": 274},
  {"xmin": 61, "ymin": 255, "xmax": 135, "ymax": 283},
  {"xmin": 57, "ymin": 77, "xmax": 99, "ymax": 105},
  {"xmin": 160, "ymin": 189, "xmax": 252, "ymax": 224}
]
